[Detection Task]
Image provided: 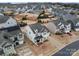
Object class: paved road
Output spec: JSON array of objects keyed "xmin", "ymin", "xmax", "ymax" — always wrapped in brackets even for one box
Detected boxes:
[{"xmin": 53, "ymin": 40, "xmax": 79, "ymax": 56}]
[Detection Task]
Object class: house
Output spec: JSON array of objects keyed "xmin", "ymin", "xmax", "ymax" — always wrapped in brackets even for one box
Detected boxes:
[
  {"xmin": 0, "ymin": 25, "xmax": 24, "ymax": 46},
  {"xmin": 3, "ymin": 27, "xmax": 24, "ymax": 46},
  {"xmin": 0, "ymin": 31, "xmax": 16, "ymax": 56},
  {"xmin": 47, "ymin": 19, "xmax": 71, "ymax": 34},
  {"xmin": 0, "ymin": 15, "xmax": 17, "ymax": 29},
  {"xmin": 62, "ymin": 14, "xmax": 77, "ymax": 21},
  {"xmin": 62, "ymin": 14, "xmax": 79, "ymax": 31},
  {"xmin": 0, "ymin": 26, "xmax": 24, "ymax": 55},
  {"xmin": 68, "ymin": 18, "xmax": 79, "ymax": 31},
  {"xmin": 25, "ymin": 23, "xmax": 50, "ymax": 45}
]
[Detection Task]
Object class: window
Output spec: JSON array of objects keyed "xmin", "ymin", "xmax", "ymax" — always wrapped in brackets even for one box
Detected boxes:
[
  {"xmin": 43, "ymin": 32, "xmax": 46, "ymax": 35},
  {"xmin": 29, "ymin": 32, "xmax": 31, "ymax": 34},
  {"xmin": 8, "ymin": 22, "xmax": 10, "ymax": 24},
  {"xmin": 15, "ymin": 42, "xmax": 19, "ymax": 45},
  {"xmin": 19, "ymin": 34, "xmax": 22, "ymax": 38},
  {"xmin": 14, "ymin": 37, "xmax": 18, "ymax": 41},
  {"xmin": 76, "ymin": 22, "xmax": 79, "ymax": 26},
  {"xmin": 5, "ymin": 45, "xmax": 12, "ymax": 50}
]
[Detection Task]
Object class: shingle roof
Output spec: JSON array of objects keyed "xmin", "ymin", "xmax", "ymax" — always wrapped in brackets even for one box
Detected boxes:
[
  {"xmin": 71, "ymin": 18, "xmax": 79, "ymax": 25},
  {"xmin": 53, "ymin": 19, "xmax": 69, "ymax": 29},
  {"xmin": 0, "ymin": 26, "xmax": 22, "ymax": 38},
  {"xmin": 0, "ymin": 31, "xmax": 13, "ymax": 48},
  {"xmin": 7, "ymin": 29, "xmax": 22, "ymax": 36},
  {"xmin": 0, "ymin": 15, "xmax": 9, "ymax": 23},
  {"xmin": 29, "ymin": 23, "xmax": 49, "ymax": 34},
  {"xmin": 62, "ymin": 14, "xmax": 77, "ymax": 21}
]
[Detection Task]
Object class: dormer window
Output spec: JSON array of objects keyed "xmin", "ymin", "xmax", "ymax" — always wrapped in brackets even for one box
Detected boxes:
[
  {"xmin": 76, "ymin": 22, "xmax": 79, "ymax": 26},
  {"xmin": 43, "ymin": 32, "xmax": 46, "ymax": 35},
  {"xmin": 19, "ymin": 33, "xmax": 22, "ymax": 38}
]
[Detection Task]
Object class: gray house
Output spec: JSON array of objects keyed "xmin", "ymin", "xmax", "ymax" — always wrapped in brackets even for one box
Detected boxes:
[
  {"xmin": 68, "ymin": 18, "xmax": 79, "ymax": 31},
  {"xmin": 3, "ymin": 28, "xmax": 24, "ymax": 46},
  {"xmin": 0, "ymin": 31, "xmax": 16, "ymax": 56},
  {"xmin": 47, "ymin": 19, "xmax": 71, "ymax": 34},
  {"xmin": 62, "ymin": 14, "xmax": 79, "ymax": 31}
]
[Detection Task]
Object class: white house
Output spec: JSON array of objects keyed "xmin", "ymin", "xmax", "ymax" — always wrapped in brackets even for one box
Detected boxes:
[
  {"xmin": 47, "ymin": 19, "xmax": 71, "ymax": 34},
  {"xmin": 24, "ymin": 23, "xmax": 50, "ymax": 45},
  {"xmin": 0, "ymin": 15, "xmax": 17, "ymax": 29}
]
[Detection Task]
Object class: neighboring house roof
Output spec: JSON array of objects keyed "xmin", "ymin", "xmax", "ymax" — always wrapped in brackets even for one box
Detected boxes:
[
  {"xmin": 2, "ymin": 28, "xmax": 22, "ymax": 40},
  {"xmin": 29, "ymin": 23, "xmax": 49, "ymax": 34},
  {"xmin": 0, "ymin": 31, "xmax": 13, "ymax": 48},
  {"xmin": 0, "ymin": 25, "xmax": 19, "ymax": 31},
  {"xmin": 0, "ymin": 15, "xmax": 9, "ymax": 23},
  {"xmin": 70, "ymin": 18, "xmax": 79, "ymax": 25},
  {"xmin": 7, "ymin": 28, "xmax": 22, "ymax": 36},
  {"xmin": 0, "ymin": 26, "xmax": 22, "ymax": 42},
  {"xmin": 62, "ymin": 14, "xmax": 77, "ymax": 21},
  {"xmin": 53, "ymin": 19, "xmax": 69, "ymax": 29}
]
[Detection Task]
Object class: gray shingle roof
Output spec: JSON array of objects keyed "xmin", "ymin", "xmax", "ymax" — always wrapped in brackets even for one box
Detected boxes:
[
  {"xmin": 8, "ymin": 29, "xmax": 22, "ymax": 36},
  {"xmin": 70, "ymin": 18, "xmax": 79, "ymax": 25},
  {"xmin": 0, "ymin": 15, "xmax": 9, "ymax": 23},
  {"xmin": 53, "ymin": 19, "xmax": 69, "ymax": 29},
  {"xmin": 4, "ymin": 28, "xmax": 22, "ymax": 38},
  {"xmin": 62, "ymin": 14, "xmax": 77, "ymax": 21},
  {"xmin": 29, "ymin": 23, "xmax": 49, "ymax": 34},
  {"xmin": 0, "ymin": 31, "xmax": 13, "ymax": 48}
]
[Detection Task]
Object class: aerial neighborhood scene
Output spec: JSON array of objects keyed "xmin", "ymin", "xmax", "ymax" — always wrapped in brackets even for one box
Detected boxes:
[{"xmin": 0, "ymin": 2, "xmax": 79, "ymax": 56}]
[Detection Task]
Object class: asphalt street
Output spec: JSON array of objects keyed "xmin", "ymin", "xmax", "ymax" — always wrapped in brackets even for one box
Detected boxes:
[{"xmin": 53, "ymin": 40, "xmax": 79, "ymax": 56}]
